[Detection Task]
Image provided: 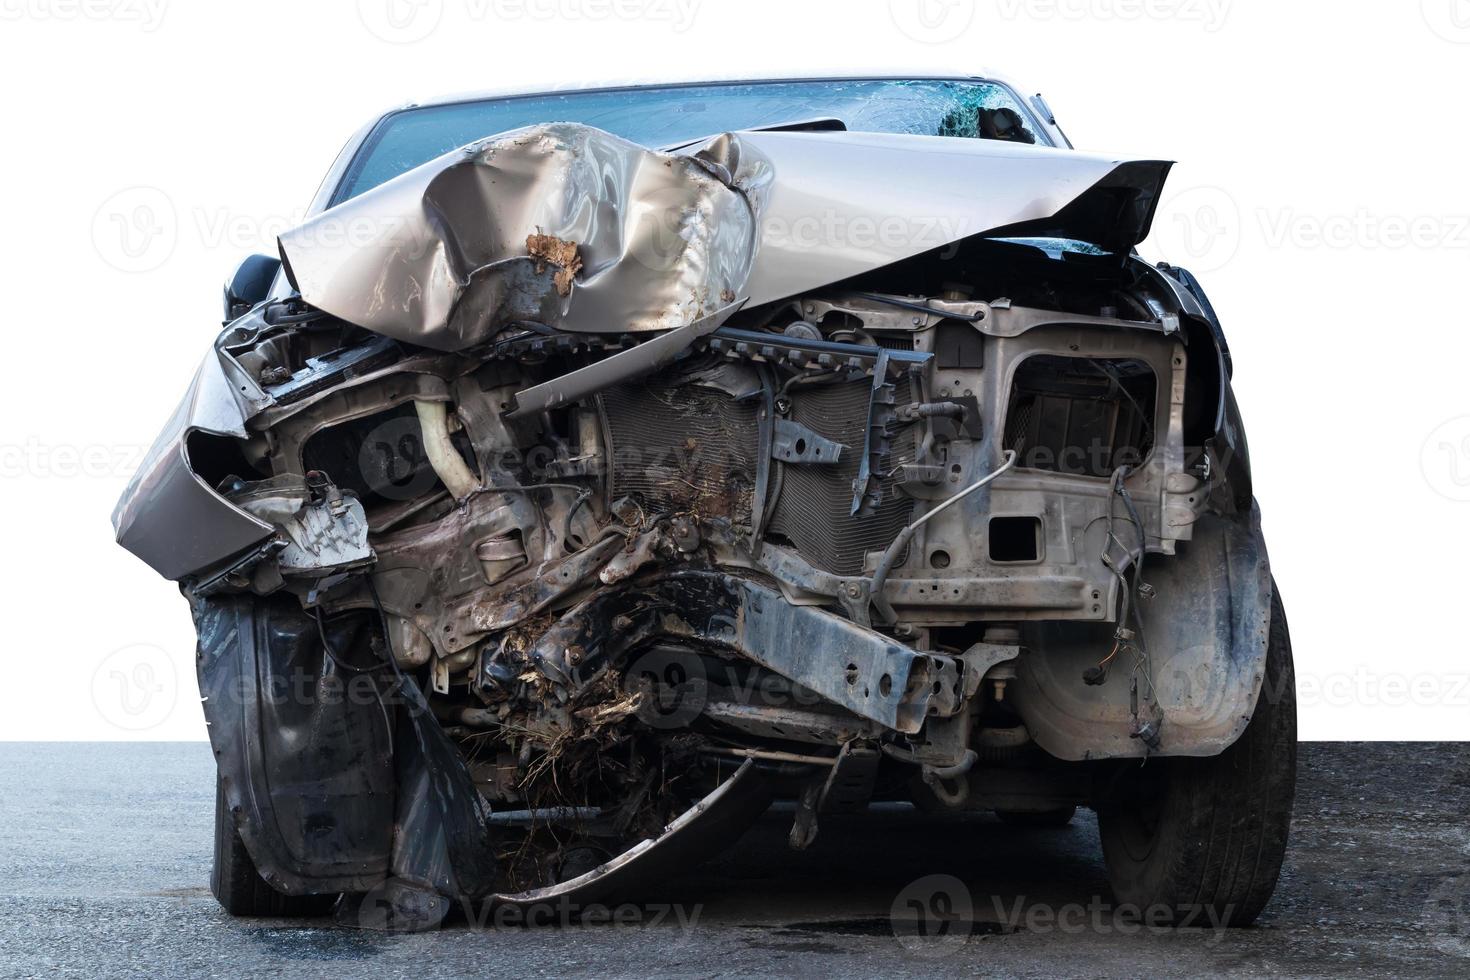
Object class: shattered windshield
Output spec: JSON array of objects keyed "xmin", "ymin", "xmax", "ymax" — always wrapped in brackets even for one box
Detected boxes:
[{"xmin": 334, "ymin": 78, "xmax": 1050, "ymax": 204}]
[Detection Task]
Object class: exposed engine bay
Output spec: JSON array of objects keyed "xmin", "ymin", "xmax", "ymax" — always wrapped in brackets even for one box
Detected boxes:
[{"xmin": 114, "ymin": 119, "xmax": 1277, "ymax": 925}]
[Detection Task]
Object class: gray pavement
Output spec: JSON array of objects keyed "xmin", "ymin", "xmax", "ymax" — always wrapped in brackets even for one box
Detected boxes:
[{"xmin": 0, "ymin": 742, "xmax": 1467, "ymax": 978}]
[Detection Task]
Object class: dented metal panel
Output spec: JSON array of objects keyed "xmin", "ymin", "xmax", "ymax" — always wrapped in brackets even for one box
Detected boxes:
[
  {"xmin": 114, "ymin": 77, "xmax": 1286, "ymax": 924},
  {"xmin": 279, "ymin": 122, "xmax": 1168, "ymax": 353},
  {"xmin": 110, "ymin": 351, "xmax": 273, "ymax": 581},
  {"xmin": 280, "ymin": 124, "xmax": 761, "ymax": 351}
]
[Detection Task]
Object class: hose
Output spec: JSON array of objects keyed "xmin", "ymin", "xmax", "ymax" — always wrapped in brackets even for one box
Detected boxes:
[
  {"xmin": 869, "ymin": 450, "xmax": 1017, "ymax": 624},
  {"xmin": 413, "ymin": 400, "xmax": 479, "ymax": 499}
]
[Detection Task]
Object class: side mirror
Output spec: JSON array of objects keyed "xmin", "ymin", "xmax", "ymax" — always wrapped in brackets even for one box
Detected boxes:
[{"xmin": 223, "ymin": 254, "xmax": 282, "ymax": 324}]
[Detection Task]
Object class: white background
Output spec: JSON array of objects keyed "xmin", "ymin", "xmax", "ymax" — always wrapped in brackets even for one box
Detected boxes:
[{"xmin": 1, "ymin": 0, "xmax": 1467, "ymax": 740}]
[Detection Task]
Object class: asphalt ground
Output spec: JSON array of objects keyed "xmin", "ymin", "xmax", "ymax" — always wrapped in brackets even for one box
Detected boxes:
[{"xmin": 0, "ymin": 741, "xmax": 1467, "ymax": 978}]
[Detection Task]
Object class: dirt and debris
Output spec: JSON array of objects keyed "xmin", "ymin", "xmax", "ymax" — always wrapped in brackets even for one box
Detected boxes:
[{"xmin": 526, "ymin": 233, "xmax": 583, "ymax": 296}]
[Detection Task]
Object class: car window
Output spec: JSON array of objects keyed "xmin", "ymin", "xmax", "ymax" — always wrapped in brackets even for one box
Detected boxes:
[{"xmin": 334, "ymin": 78, "xmax": 1050, "ymax": 205}]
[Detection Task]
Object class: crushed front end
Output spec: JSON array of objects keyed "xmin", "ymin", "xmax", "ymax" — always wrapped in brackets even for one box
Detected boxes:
[{"xmin": 115, "ymin": 121, "xmax": 1285, "ymax": 926}]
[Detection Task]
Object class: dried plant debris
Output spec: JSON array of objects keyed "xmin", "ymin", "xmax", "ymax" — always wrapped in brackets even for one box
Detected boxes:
[{"xmin": 526, "ymin": 233, "xmax": 583, "ymax": 296}]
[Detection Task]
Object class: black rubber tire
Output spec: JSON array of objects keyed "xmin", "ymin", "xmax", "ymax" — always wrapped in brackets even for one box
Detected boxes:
[
  {"xmin": 210, "ymin": 777, "xmax": 336, "ymax": 918},
  {"xmin": 995, "ymin": 806, "xmax": 1076, "ymax": 828},
  {"xmin": 1097, "ymin": 585, "xmax": 1296, "ymax": 927}
]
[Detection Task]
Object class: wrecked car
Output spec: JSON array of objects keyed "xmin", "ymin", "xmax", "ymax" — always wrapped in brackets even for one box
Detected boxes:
[{"xmin": 114, "ymin": 74, "xmax": 1295, "ymax": 928}]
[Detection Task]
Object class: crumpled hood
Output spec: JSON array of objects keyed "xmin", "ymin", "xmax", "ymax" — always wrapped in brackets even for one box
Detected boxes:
[{"xmin": 280, "ymin": 122, "xmax": 1171, "ymax": 351}]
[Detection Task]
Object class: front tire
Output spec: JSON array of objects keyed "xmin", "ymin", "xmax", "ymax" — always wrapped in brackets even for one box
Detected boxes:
[
  {"xmin": 1097, "ymin": 586, "xmax": 1296, "ymax": 927},
  {"xmin": 211, "ymin": 777, "xmax": 336, "ymax": 918}
]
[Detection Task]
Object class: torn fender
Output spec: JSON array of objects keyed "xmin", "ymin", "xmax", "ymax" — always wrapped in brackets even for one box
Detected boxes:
[
  {"xmin": 195, "ymin": 594, "xmax": 395, "ymax": 894},
  {"xmin": 196, "ymin": 593, "xmax": 498, "ymax": 899},
  {"xmin": 1010, "ymin": 507, "xmax": 1274, "ymax": 761},
  {"xmin": 280, "ymin": 123, "xmax": 1170, "ymax": 351},
  {"xmin": 111, "ymin": 348, "xmax": 272, "ymax": 581}
]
